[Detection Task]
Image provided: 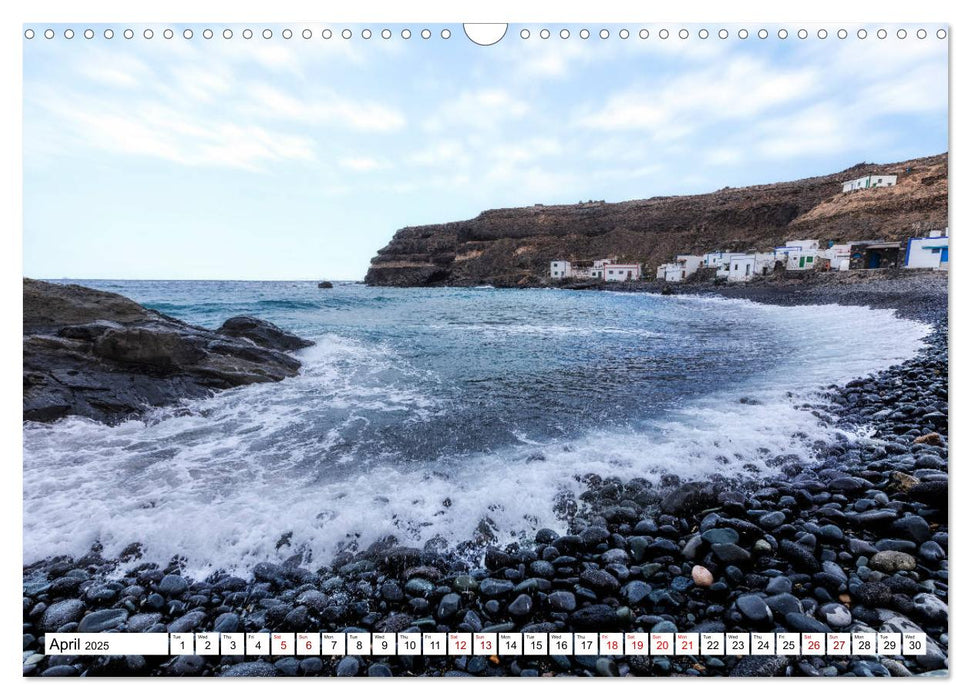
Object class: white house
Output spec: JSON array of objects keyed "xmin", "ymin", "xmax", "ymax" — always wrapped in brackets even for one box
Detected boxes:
[
  {"xmin": 905, "ymin": 230, "xmax": 949, "ymax": 269},
  {"xmin": 656, "ymin": 255, "xmax": 704, "ymax": 283},
  {"xmin": 657, "ymin": 262, "xmax": 684, "ymax": 282},
  {"xmin": 550, "ymin": 260, "xmax": 573, "ymax": 279},
  {"xmin": 822, "ymin": 244, "xmax": 852, "ymax": 271},
  {"xmin": 726, "ymin": 253, "xmax": 774, "ymax": 281},
  {"xmin": 773, "ymin": 239, "xmax": 819, "ymax": 262},
  {"xmin": 590, "ymin": 258, "xmax": 615, "ymax": 279},
  {"xmin": 785, "ymin": 239, "xmax": 820, "ymax": 251},
  {"xmin": 604, "ymin": 263, "xmax": 642, "ymax": 281},
  {"xmin": 703, "ymin": 251, "xmax": 733, "ymax": 268},
  {"xmin": 842, "ymin": 175, "xmax": 898, "ymax": 193},
  {"xmin": 786, "ymin": 250, "xmax": 820, "ymax": 271},
  {"xmin": 676, "ymin": 255, "xmax": 704, "ymax": 277}
]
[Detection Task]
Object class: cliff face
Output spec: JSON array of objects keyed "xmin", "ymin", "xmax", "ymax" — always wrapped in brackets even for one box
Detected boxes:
[{"xmin": 365, "ymin": 153, "xmax": 948, "ymax": 287}]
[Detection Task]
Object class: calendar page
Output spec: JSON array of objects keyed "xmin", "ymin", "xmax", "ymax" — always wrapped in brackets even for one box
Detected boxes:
[{"xmin": 20, "ymin": 12, "xmax": 949, "ymax": 681}]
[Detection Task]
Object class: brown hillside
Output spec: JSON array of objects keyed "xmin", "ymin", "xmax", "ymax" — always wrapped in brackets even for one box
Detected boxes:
[{"xmin": 365, "ymin": 153, "xmax": 948, "ymax": 287}]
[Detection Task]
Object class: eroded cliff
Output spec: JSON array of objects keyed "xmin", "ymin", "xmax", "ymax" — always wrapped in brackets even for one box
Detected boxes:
[{"xmin": 365, "ymin": 153, "xmax": 948, "ymax": 287}]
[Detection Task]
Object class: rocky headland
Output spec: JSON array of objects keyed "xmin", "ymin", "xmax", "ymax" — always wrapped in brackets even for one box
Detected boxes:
[
  {"xmin": 23, "ymin": 279, "xmax": 313, "ymax": 424},
  {"xmin": 365, "ymin": 153, "xmax": 947, "ymax": 288}
]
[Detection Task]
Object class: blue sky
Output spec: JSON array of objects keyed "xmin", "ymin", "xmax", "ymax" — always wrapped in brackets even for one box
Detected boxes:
[{"xmin": 23, "ymin": 23, "xmax": 948, "ymax": 280}]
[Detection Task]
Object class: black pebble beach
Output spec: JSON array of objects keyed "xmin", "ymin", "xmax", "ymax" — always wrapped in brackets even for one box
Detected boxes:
[{"xmin": 22, "ymin": 272, "xmax": 948, "ymax": 677}]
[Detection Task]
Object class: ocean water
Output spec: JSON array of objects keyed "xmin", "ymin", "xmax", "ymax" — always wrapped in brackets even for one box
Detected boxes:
[{"xmin": 23, "ymin": 281, "xmax": 931, "ymax": 574}]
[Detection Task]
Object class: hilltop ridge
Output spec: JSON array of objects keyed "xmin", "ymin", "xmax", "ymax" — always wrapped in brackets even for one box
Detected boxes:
[{"xmin": 365, "ymin": 153, "xmax": 948, "ymax": 287}]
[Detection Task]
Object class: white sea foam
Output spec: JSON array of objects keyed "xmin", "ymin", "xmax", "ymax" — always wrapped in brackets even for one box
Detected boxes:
[{"xmin": 22, "ymin": 298, "xmax": 930, "ymax": 575}]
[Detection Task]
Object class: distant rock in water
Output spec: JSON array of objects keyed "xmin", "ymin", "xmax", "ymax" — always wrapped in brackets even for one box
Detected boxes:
[
  {"xmin": 317, "ymin": 280, "xmax": 334, "ymax": 289},
  {"xmin": 23, "ymin": 279, "xmax": 314, "ymax": 424}
]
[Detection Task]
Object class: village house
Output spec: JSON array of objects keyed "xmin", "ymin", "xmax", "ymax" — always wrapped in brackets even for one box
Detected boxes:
[
  {"xmin": 726, "ymin": 253, "xmax": 774, "ymax": 281},
  {"xmin": 842, "ymin": 174, "xmax": 898, "ymax": 193},
  {"xmin": 550, "ymin": 257, "xmax": 621, "ymax": 280},
  {"xmin": 549, "ymin": 260, "xmax": 573, "ymax": 279},
  {"xmin": 849, "ymin": 241, "xmax": 902, "ymax": 269},
  {"xmin": 821, "ymin": 243, "xmax": 853, "ymax": 271},
  {"xmin": 703, "ymin": 251, "xmax": 734, "ymax": 268},
  {"xmin": 589, "ymin": 258, "xmax": 614, "ymax": 279},
  {"xmin": 773, "ymin": 238, "xmax": 818, "ymax": 259},
  {"xmin": 905, "ymin": 229, "xmax": 949, "ymax": 269},
  {"xmin": 656, "ymin": 255, "xmax": 703, "ymax": 283},
  {"xmin": 785, "ymin": 250, "xmax": 820, "ymax": 271},
  {"xmin": 604, "ymin": 262, "xmax": 642, "ymax": 281}
]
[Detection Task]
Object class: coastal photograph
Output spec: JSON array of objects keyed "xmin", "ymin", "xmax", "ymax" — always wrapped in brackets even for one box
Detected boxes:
[{"xmin": 22, "ymin": 23, "xmax": 948, "ymax": 678}]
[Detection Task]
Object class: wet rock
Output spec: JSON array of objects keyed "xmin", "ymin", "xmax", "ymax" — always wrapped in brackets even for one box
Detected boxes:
[
  {"xmin": 596, "ymin": 657, "xmax": 619, "ymax": 676},
  {"xmin": 168, "ymin": 611, "xmax": 206, "ymax": 633},
  {"xmin": 712, "ymin": 543, "xmax": 751, "ymax": 565},
  {"xmin": 157, "ymin": 574, "xmax": 189, "ymax": 597},
  {"xmin": 508, "ymin": 594, "xmax": 533, "ymax": 617},
  {"xmin": 818, "ymin": 603, "xmax": 852, "ymax": 628},
  {"xmin": 336, "ymin": 656, "xmax": 360, "ymax": 677},
  {"xmin": 570, "ymin": 605, "xmax": 621, "ymax": 630},
  {"xmin": 730, "ymin": 655, "xmax": 788, "ymax": 677},
  {"xmin": 701, "ymin": 528, "xmax": 739, "ymax": 546},
  {"xmin": 912, "ymin": 593, "xmax": 948, "ymax": 624},
  {"xmin": 871, "ymin": 551, "xmax": 917, "ymax": 573},
  {"xmin": 168, "ymin": 655, "xmax": 205, "ymax": 676},
  {"xmin": 479, "ymin": 579, "xmax": 514, "ymax": 597},
  {"xmin": 220, "ymin": 661, "xmax": 279, "ymax": 677},
  {"xmin": 579, "ymin": 569, "xmax": 620, "ymax": 593},
  {"xmin": 691, "ymin": 565, "xmax": 714, "ymax": 587},
  {"xmin": 779, "ymin": 540, "xmax": 821, "ymax": 573},
  {"xmin": 38, "ymin": 599, "xmax": 85, "ymax": 632},
  {"xmin": 660, "ymin": 482, "xmax": 717, "ymax": 516},
  {"xmin": 736, "ymin": 594, "xmax": 773, "ymax": 625},
  {"xmin": 893, "ymin": 515, "xmax": 931, "ymax": 543},
  {"xmin": 548, "ymin": 591, "xmax": 576, "ymax": 612},
  {"xmin": 404, "ymin": 578, "xmax": 434, "ymax": 597},
  {"xmin": 24, "ymin": 280, "xmax": 310, "ymax": 424},
  {"xmin": 437, "ymin": 593, "xmax": 461, "ymax": 620},
  {"xmin": 622, "ymin": 581, "xmax": 652, "ymax": 605},
  {"xmin": 784, "ymin": 612, "xmax": 830, "ymax": 633},
  {"xmin": 217, "ymin": 316, "xmax": 314, "ymax": 351},
  {"xmin": 78, "ymin": 608, "xmax": 128, "ymax": 633}
]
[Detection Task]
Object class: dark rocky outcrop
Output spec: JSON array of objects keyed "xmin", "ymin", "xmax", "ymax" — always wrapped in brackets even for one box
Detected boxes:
[
  {"xmin": 23, "ymin": 279, "xmax": 313, "ymax": 424},
  {"xmin": 365, "ymin": 153, "xmax": 947, "ymax": 287},
  {"xmin": 317, "ymin": 280, "xmax": 334, "ymax": 289},
  {"xmin": 216, "ymin": 316, "xmax": 314, "ymax": 352}
]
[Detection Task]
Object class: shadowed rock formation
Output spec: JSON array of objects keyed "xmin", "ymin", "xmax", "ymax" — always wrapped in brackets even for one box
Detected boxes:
[{"xmin": 23, "ymin": 279, "xmax": 313, "ymax": 424}]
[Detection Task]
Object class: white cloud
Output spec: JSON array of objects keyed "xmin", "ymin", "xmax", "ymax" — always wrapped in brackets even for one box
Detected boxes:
[
  {"xmin": 492, "ymin": 137, "xmax": 563, "ymax": 164},
  {"xmin": 76, "ymin": 51, "xmax": 153, "ymax": 89},
  {"xmin": 338, "ymin": 156, "xmax": 390, "ymax": 172},
  {"xmin": 408, "ymin": 140, "xmax": 470, "ymax": 168},
  {"xmin": 245, "ymin": 83, "xmax": 405, "ymax": 132},
  {"xmin": 705, "ymin": 147, "xmax": 744, "ymax": 166},
  {"xmin": 424, "ymin": 89, "xmax": 530, "ymax": 132},
  {"xmin": 170, "ymin": 66, "xmax": 234, "ymax": 103},
  {"xmin": 31, "ymin": 89, "xmax": 315, "ymax": 171},
  {"xmin": 577, "ymin": 56, "xmax": 818, "ymax": 133}
]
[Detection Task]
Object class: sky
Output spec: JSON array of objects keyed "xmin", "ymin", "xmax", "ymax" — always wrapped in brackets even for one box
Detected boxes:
[{"xmin": 23, "ymin": 23, "xmax": 948, "ymax": 280}]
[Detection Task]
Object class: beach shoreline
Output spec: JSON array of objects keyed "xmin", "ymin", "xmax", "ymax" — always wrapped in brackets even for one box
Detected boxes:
[{"xmin": 23, "ymin": 273, "xmax": 948, "ymax": 677}]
